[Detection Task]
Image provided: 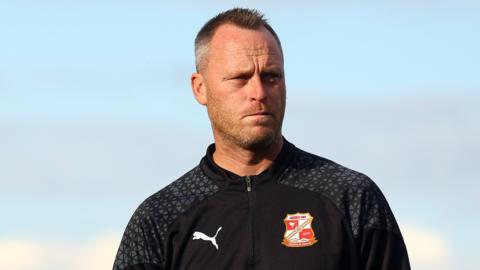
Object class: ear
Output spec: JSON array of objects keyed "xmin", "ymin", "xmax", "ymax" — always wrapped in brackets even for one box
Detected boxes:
[{"xmin": 191, "ymin": 72, "xmax": 207, "ymax": 105}]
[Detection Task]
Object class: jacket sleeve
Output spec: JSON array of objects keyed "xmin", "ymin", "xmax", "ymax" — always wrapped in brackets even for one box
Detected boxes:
[
  {"xmin": 113, "ymin": 205, "xmax": 166, "ymax": 270},
  {"xmin": 352, "ymin": 178, "xmax": 411, "ymax": 270},
  {"xmin": 359, "ymin": 227, "xmax": 411, "ymax": 270}
]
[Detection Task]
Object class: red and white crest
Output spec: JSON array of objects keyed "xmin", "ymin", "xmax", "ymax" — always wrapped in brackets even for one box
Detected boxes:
[{"xmin": 281, "ymin": 212, "xmax": 318, "ymax": 247}]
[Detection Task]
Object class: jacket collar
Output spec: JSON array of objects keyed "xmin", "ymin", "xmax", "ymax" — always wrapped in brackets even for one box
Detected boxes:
[{"xmin": 200, "ymin": 137, "xmax": 297, "ymax": 191}]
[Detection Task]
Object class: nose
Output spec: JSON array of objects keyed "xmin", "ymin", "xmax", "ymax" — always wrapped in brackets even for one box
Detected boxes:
[{"xmin": 247, "ymin": 74, "xmax": 267, "ymax": 102}]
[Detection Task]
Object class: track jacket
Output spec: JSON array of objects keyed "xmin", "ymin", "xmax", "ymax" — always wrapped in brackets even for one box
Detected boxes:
[{"xmin": 113, "ymin": 139, "xmax": 410, "ymax": 270}]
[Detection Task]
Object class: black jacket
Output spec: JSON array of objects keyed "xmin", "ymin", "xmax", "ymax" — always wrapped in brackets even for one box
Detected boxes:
[{"xmin": 113, "ymin": 140, "xmax": 410, "ymax": 270}]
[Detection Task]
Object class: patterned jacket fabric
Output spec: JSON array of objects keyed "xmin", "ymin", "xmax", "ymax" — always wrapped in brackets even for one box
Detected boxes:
[{"xmin": 113, "ymin": 139, "xmax": 410, "ymax": 270}]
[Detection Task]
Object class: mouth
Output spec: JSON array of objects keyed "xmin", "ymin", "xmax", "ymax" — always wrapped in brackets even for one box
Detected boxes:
[
  {"xmin": 245, "ymin": 111, "xmax": 273, "ymax": 117},
  {"xmin": 243, "ymin": 111, "xmax": 275, "ymax": 123}
]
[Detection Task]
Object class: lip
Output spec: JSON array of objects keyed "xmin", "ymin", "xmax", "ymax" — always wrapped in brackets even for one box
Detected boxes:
[
  {"xmin": 243, "ymin": 112, "xmax": 274, "ymax": 122},
  {"xmin": 245, "ymin": 112, "xmax": 272, "ymax": 117}
]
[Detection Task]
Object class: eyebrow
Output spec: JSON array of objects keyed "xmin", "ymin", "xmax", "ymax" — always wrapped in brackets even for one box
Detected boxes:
[
  {"xmin": 221, "ymin": 64, "xmax": 284, "ymax": 80},
  {"xmin": 262, "ymin": 66, "xmax": 283, "ymax": 73},
  {"xmin": 221, "ymin": 65, "xmax": 254, "ymax": 80},
  {"xmin": 222, "ymin": 70, "xmax": 252, "ymax": 81}
]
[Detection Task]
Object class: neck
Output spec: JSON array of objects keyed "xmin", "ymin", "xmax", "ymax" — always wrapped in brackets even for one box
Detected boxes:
[{"xmin": 212, "ymin": 135, "xmax": 284, "ymax": 176}]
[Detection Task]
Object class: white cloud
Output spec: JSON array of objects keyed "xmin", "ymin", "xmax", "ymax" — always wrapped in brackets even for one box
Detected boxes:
[
  {"xmin": 401, "ymin": 223, "xmax": 451, "ymax": 270},
  {"xmin": 0, "ymin": 238, "xmax": 42, "ymax": 270},
  {"xmin": 0, "ymin": 232, "xmax": 121, "ymax": 270},
  {"xmin": 72, "ymin": 232, "xmax": 122, "ymax": 270}
]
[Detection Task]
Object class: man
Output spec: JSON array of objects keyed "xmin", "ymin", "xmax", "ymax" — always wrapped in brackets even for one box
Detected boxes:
[{"xmin": 113, "ymin": 8, "xmax": 410, "ymax": 270}]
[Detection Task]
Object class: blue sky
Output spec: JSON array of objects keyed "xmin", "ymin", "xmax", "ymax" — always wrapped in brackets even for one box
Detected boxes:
[{"xmin": 1, "ymin": 1, "xmax": 479, "ymax": 269}]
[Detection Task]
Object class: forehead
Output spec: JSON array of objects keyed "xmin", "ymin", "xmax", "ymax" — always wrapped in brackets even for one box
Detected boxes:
[{"xmin": 209, "ymin": 24, "xmax": 283, "ymax": 62}]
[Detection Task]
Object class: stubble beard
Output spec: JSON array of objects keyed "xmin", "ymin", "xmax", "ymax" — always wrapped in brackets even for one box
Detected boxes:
[
  {"xmin": 220, "ymin": 122, "xmax": 281, "ymax": 151},
  {"xmin": 207, "ymin": 105, "xmax": 284, "ymax": 152}
]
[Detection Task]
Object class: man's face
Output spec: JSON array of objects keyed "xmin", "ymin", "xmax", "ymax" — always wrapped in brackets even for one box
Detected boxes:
[{"xmin": 195, "ymin": 24, "xmax": 286, "ymax": 150}]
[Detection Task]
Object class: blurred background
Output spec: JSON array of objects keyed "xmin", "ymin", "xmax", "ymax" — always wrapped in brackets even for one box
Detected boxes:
[{"xmin": 1, "ymin": 1, "xmax": 478, "ymax": 269}]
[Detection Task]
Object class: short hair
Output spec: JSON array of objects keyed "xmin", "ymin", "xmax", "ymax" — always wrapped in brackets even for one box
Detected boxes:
[{"xmin": 194, "ymin": 8, "xmax": 282, "ymax": 72}]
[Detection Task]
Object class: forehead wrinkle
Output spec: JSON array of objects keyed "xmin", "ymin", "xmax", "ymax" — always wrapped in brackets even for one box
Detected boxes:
[
  {"xmin": 208, "ymin": 30, "xmax": 284, "ymax": 73},
  {"xmin": 222, "ymin": 47, "xmax": 282, "ymax": 67},
  {"xmin": 223, "ymin": 43, "xmax": 276, "ymax": 56}
]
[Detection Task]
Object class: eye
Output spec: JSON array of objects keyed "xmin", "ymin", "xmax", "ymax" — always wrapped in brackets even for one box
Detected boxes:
[
  {"xmin": 262, "ymin": 72, "xmax": 282, "ymax": 84},
  {"xmin": 227, "ymin": 73, "xmax": 251, "ymax": 86},
  {"xmin": 234, "ymin": 74, "xmax": 250, "ymax": 81}
]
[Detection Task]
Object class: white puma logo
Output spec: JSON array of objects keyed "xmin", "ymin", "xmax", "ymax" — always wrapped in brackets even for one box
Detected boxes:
[{"xmin": 192, "ymin": 226, "xmax": 222, "ymax": 250}]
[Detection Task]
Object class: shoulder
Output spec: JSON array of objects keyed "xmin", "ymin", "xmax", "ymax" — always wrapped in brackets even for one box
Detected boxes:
[
  {"xmin": 113, "ymin": 166, "xmax": 219, "ymax": 270},
  {"xmin": 125, "ymin": 165, "xmax": 219, "ymax": 246},
  {"xmin": 280, "ymin": 147, "xmax": 400, "ymax": 237},
  {"xmin": 134, "ymin": 165, "xmax": 219, "ymax": 226},
  {"xmin": 281, "ymin": 147, "xmax": 373, "ymax": 195}
]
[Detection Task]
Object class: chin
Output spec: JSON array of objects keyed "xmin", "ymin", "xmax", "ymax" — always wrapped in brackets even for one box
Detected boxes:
[{"xmin": 238, "ymin": 129, "xmax": 279, "ymax": 151}]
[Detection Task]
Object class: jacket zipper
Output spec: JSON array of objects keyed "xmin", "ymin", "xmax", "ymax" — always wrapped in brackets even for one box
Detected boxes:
[
  {"xmin": 246, "ymin": 176, "xmax": 252, "ymax": 191},
  {"xmin": 245, "ymin": 176, "xmax": 255, "ymax": 269}
]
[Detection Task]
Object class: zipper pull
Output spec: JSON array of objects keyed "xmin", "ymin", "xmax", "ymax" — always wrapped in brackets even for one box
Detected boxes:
[{"xmin": 245, "ymin": 176, "xmax": 252, "ymax": 192}]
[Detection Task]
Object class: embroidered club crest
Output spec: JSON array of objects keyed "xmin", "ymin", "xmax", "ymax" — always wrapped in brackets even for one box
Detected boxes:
[{"xmin": 282, "ymin": 212, "xmax": 318, "ymax": 247}]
